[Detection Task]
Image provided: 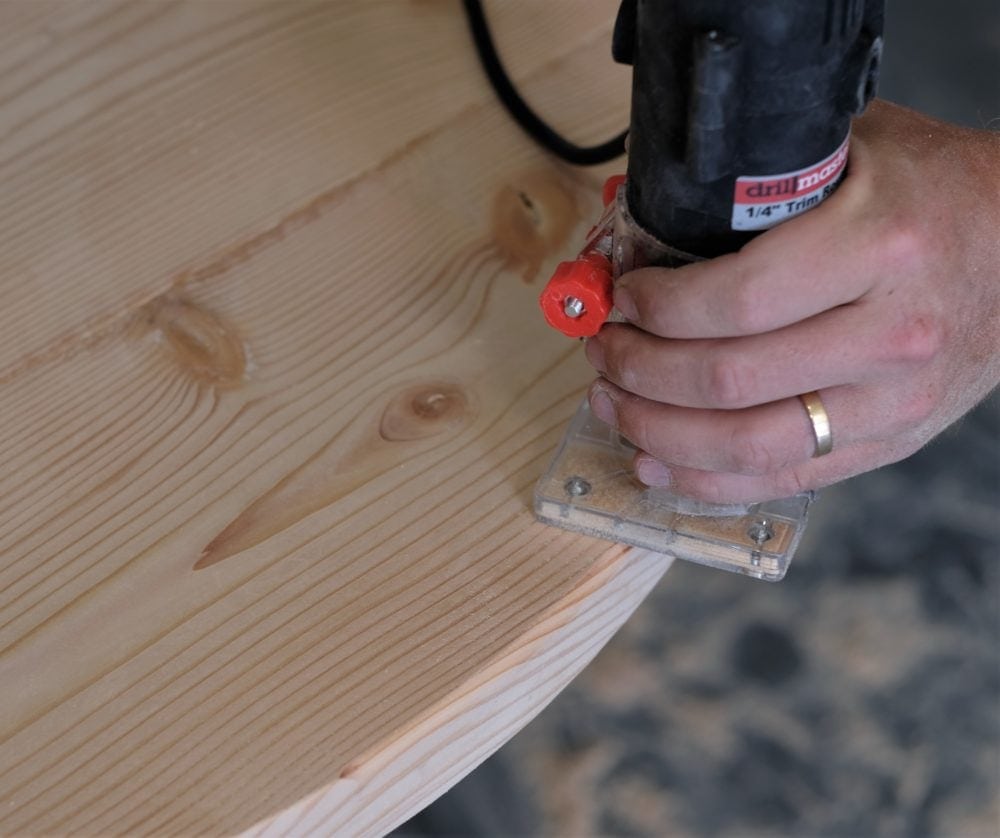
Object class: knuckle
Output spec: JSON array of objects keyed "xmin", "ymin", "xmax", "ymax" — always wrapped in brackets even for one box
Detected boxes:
[
  {"xmin": 702, "ymin": 353, "xmax": 752, "ymax": 408},
  {"xmin": 880, "ymin": 216, "xmax": 929, "ymax": 273},
  {"xmin": 883, "ymin": 314, "xmax": 944, "ymax": 365}
]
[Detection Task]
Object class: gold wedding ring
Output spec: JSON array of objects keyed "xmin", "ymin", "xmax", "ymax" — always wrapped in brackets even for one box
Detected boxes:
[{"xmin": 799, "ymin": 391, "xmax": 833, "ymax": 457}]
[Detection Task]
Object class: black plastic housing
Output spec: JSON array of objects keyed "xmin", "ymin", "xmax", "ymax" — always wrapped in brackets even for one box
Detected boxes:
[{"xmin": 615, "ymin": 0, "xmax": 884, "ymax": 257}]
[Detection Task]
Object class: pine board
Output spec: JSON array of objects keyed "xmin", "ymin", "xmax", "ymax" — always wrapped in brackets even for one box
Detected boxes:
[{"xmin": 0, "ymin": 2, "xmax": 672, "ymax": 834}]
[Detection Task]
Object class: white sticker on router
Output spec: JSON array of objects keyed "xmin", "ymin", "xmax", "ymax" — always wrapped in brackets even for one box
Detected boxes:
[{"xmin": 731, "ymin": 133, "xmax": 850, "ymax": 231}]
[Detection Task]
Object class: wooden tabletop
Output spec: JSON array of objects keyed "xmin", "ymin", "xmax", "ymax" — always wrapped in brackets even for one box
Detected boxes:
[{"xmin": 0, "ymin": 2, "xmax": 672, "ymax": 833}]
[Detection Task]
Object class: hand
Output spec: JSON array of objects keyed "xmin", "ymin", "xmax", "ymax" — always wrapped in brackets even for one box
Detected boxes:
[{"xmin": 584, "ymin": 100, "xmax": 1000, "ymax": 504}]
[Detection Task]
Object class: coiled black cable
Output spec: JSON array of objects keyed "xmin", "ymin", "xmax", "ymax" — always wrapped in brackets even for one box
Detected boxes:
[{"xmin": 461, "ymin": 0, "xmax": 627, "ymax": 166}]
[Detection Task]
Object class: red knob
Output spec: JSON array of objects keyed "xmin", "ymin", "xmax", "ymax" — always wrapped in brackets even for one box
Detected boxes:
[{"xmin": 539, "ymin": 251, "xmax": 613, "ymax": 338}]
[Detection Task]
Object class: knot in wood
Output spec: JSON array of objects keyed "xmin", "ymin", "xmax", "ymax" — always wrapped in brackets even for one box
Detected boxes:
[
  {"xmin": 491, "ymin": 171, "xmax": 580, "ymax": 283},
  {"xmin": 141, "ymin": 295, "xmax": 247, "ymax": 388},
  {"xmin": 380, "ymin": 380, "xmax": 474, "ymax": 441}
]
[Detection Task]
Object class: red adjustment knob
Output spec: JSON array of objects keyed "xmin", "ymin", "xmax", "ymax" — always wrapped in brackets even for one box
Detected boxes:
[
  {"xmin": 602, "ymin": 174, "xmax": 626, "ymax": 207},
  {"xmin": 539, "ymin": 251, "xmax": 613, "ymax": 338}
]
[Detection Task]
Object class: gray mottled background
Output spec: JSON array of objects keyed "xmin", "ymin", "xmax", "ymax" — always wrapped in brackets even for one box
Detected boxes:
[{"xmin": 395, "ymin": 1, "xmax": 1000, "ymax": 834}]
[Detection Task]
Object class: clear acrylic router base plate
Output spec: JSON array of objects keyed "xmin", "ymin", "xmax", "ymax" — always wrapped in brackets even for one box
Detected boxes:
[{"xmin": 534, "ymin": 399, "xmax": 811, "ymax": 581}]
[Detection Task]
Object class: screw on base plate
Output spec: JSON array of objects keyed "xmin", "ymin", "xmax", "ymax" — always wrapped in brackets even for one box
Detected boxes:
[
  {"xmin": 564, "ymin": 476, "xmax": 591, "ymax": 497},
  {"xmin": 746, "ymin": 519, "xmax": 774, "ymax": 546},
  {"xmin": 563, "ymin": 296, "xmax": 585, "ymax": 318}
]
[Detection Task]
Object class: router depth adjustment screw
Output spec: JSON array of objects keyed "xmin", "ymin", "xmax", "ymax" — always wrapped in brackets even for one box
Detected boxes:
[
  {"xmin": 564, "ymin": 476, "xmax": 591, "ymax": 497},
  {"xmin": 564, "ymin": 296, "xmax": 585, "ymax": 318}
]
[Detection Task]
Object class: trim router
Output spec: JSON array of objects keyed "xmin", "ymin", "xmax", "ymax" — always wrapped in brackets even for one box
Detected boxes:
[{"xmin": 466, "ymin": 0, "xmax": 885, "ymax": 580}]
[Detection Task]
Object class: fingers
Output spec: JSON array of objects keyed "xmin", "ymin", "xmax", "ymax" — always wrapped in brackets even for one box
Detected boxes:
[
  {"xmin": 589, "ymin": 379, "xmax": 820, "ymax": 475},
  {"xmin": 588, "ymin": 377, "xmax": 927, "ymax": 502},
  {"xmin": 612, "ymin": 181, "xmax": 877, "ymax": 340},
  {"xmin": 585, "ymin": 303, "xmax": 940, "ymax": 409},
  {"xmin": 589, "ymin": 378, "xmax": 878, "ymax": 477},
  {"xmin": 632, "ymin": 434, "xmax": 917, "ymax": 504},
  {"xmin": 631, "ymin": 451, "xmax": 828, "ymax": 504}
]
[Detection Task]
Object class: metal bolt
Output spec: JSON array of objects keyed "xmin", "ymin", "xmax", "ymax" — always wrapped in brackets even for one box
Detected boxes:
[
  {"xmin": 564, "ymin": 296, "xmax": 585, "ymax": 318},
  {"xmin": 564, "ymin": 476, "xmax": 591, "ymax": 497},
  {"xmin": 746, "ymin": 519, "xmax": 774, "ymax": 546}
]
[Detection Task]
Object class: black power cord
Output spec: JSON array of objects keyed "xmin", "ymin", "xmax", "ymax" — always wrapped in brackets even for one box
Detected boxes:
[{"xmin": 462, "ymin": 0, "xmax": 627, "ymax": 166}]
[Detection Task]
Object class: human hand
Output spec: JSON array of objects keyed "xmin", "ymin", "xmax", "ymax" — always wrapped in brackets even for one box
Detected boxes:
[{"xmin": 584, "ymin": 100, "xmax": 1000, "ymax": 504}]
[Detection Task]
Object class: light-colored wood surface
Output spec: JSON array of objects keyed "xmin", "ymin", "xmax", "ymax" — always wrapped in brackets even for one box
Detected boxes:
[{"xmin": 0, "ymin": 2, "xmax": 672, "ymax": 833}]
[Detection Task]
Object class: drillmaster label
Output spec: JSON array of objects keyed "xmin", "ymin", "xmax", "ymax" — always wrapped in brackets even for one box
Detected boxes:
[{"xmin": 731, "ymin": 134, "xmax": 849, "ymax": 231}]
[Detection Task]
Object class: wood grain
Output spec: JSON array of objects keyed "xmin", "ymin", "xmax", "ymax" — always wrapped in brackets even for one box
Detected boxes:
[{"xmin": 0, "ymin": 1, "xmax": 670, "ymax": 834}]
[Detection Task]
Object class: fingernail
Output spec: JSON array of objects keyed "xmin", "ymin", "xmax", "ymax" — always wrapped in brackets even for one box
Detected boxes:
[
  {"xmin": 614, "ymin": 286, "xmax": 638, "ymax": 322},
  {"xmin": 636, "ymin": 458, "xmax": 672, "ymax": 487},
  {"xmin": 584, "ymin": 338, "xmax": 606, "ymax": 374},
  {"xmin": 589, "ymin": 384, "xmax": 616, "ymax": 425}
]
